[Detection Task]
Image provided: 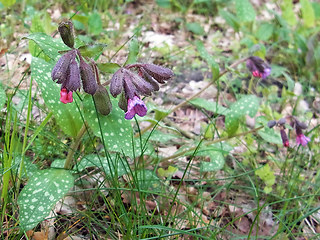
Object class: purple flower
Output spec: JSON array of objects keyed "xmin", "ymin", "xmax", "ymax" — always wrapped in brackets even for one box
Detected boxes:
[
  {"xmin": 296, "ymin": 134, "xmax": 310, "ymax": 146},
  {"xmin": 125, "ymin": 96, "xmax": 147, "ymax": 120},
  {"xmin": 246, "ymin": 56, "xmax": 271, "ymax": 79},
  {"xmin": 280, "ymin": 129, "xmax": 289, "ymax": 148},
  {"xmin": 60, "ymin": 88, "xmax": 73, "ymax": 104}
]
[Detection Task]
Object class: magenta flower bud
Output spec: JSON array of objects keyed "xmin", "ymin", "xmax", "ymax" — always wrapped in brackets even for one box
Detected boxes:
[
  {"xmin": 246, "ymin": 56, "xmax": 271, "ymax": 79},
  {"xmin": 125, "ymin": 96, "xmax": 147, "ymax": 120},
  {"xmin": 280, "ymin": 129, "xmax": 289, "ymax": 147},
  {"xmin": 79, "ymin": 58, "xmax": 98, "ymax": 95},
  {"xmin": 60, "ymin": 88, "xmax": 73, "ymax": 104},
  {"xmin": 140, "ymin": 63, "xmax": 174, "ymax": 83}
]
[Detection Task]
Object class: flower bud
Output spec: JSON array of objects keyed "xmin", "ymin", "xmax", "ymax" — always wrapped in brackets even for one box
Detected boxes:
[
  {"xmin": 296, "ymin": 120, "xmax": 308, "ymax": 130},
  {"xmin": 124, "ymin": 69, "xmax": 153, "ymax": 96},
  {"xmin": 277, "ymin": 118, "xmax": 286, "ymax": 126},
  {"xmin": 140, "ymin": 68, "xmax": 160, "ymax": 91},
  {"xmin": 62, "ymin": 58, "xmax": 81, "ymax": 91},
  {"xmin": 280, "ymin": 129, "xmax": 289, "ymax": 147},
  {"xmin": 140, "ymin": 63, "xmax": 174, "ymax": 83},
  {"xmin": 93, "ymin": 85, "xmax": 112, "ymax": 116},
  {"xmin": 267, "ymin": 120, "xmax": 276, "ymax": 128},
  {"xmin": 58, "ymin": 20, "xmax": 74, "ymax": 48},
  {"xmin": 123, "ymin": 71, "xmax": 138, "ymax": 99},
  {"xmin": 110, "ymin": 68, "xmax": 124, "ymax": 98},
  {"xmin": 51, "ymin": 50, "xmax": 76, "ymax": 83},
  {"xmin": 80, "ymin": 58, "xmax": 98, "ymax": 95},
  {"xmin": 118, "ymin": 92, "xmax": 127, "ymax": 111}
]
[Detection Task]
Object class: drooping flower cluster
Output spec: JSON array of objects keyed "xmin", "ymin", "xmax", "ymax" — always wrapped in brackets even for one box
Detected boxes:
[
  {"xmin": 268, "ymin": 117, "xmax": 310, "ymax": 148},
  {"xmin": 246, "ymin": 56, "xmax": 271, "ymax": 79},
  {"xmin": 51, "ymin": 21, "xmax": 98, "ymax": 104},
  {"xmin": 110, "ymin": 63, "xmax": 174, "ymax": 119}
]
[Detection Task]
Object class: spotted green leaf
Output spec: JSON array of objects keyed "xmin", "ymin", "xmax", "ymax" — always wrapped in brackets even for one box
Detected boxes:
[
  {"xmin": 258, "ymin": 126, "xmax": 282, "ymax": 145},
  {"xmin": 195, "ymin": 40, "xmax": 219, "ymax": 79},
  {"xmin": 135, "ymin": 170, "xmax": 160, "ymax": 191},
  {"xmin": 31, "ymin": 57, "xmax": 83, "ymax": 137},
  {"xmin": 190, "ymin": 98, "xmax": 229, "ymax": 115},
  {"xmin": 18, "ymin": 169, "xmax": 74, "ymax": 230},
  {"xmin": 24, "ymin": 33, "xmax": 70, "ymax": 60},
  {"xmin": 200, "ymin": 152, "xmax": 225, "ymax": 172},
  {"xmin": 76, "ymin": 154, "xmax": 130, "ymax": 177},
  {"xmin": 83, "ymin": 95, "xmax": 134, "ymax": 157},
  {"xmin": 235, "ymin": 0, "xmax": 256, "ymax": 23},
  {"xmin": 225, "ymin": 95, "xmax": 259, "ymax": 135}
]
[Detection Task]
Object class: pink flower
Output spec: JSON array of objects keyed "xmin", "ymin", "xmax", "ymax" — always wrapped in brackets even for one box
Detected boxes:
[
  {"xmin": 125, "ymin": 96, "xmax": 147, "ymax": 120},
  {"xmin": 60, "ymin": 88, "xmax": 73, "ymax": 104},
  {"xmin": 246, "ymin": 56, "xmax": 271, "ymax": 79},
  {"xmin": 296, "ymin": 134, "xmax": 310, "ymax": 147}
]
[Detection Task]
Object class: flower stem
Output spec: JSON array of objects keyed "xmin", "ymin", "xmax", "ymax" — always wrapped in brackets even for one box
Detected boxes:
[
  {"xmin": 161, "ymin": 126, "xmax": 263, "ymax": 162},
  {"xmin": 64, "ymin": 123, "xmax": 88, "ymax": 170}
]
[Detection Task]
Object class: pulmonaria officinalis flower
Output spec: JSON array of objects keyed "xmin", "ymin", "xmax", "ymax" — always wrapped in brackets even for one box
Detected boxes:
[
  {"xmin": 280, "ymin": 128, "xmax": 289, "ymax": 148},
  {"xmin": 246, "ymin": 56, "xmax": 271, "ymax": 79},
  {"xmin": 110, "ymin": 63, "xmax": 174, "ymax": 119},
  {"xmin": 60, "ymin": 88, "xmax": 73, "ymax": 104},
  {"xmin": 295, "ymin": 120, "xmax": 310, "ymax": 146}
]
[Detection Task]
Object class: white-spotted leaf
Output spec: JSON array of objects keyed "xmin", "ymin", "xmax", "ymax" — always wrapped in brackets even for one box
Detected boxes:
[
  {"xmin": 76, "ymin": 154, "xmax": 130, "ymax": 177},
  {"xmin": 200, "ymin": 152, "xmax": 225, "ymax": 172},
  {"xmin": 195, "ymin": 40, "xmax": 219, "ymax": 79},
  {"xmin": 83, "ymin": 95, "xmax": 134, "ymax": 157},
  {"xmin": 190, "ymin": 98, "xmax": 229, "ymax": 115},
  {"xmin": 18, "ymin": 169, "xmax": 74, "ymax": 230},
  {"xmin": 235, "ymin": 0, "xmax": 256, "ymax": 22},
  {"xmin": 225, "ymin": 95, "xmax": 259, "ymax": 135},
  {"xmin": 24, "ymin": 33, "xmax": 70, "ymax": 60},
  {"xmin": 31, "ymin": 57, "xmax": 83, "ymax": 137}
]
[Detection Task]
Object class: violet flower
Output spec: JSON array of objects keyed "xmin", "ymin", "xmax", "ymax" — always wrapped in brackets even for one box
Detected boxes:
[
  {"xmin": 246, "ymin": 56, "xmax": 271, "ymax": 79},
  {"xmin": 125, "ymin": 96, "xmax": 147, "ymax": 120},
  {"xmin": 295, "ymin": 124, "xmax": 310, "ymax": 146}
]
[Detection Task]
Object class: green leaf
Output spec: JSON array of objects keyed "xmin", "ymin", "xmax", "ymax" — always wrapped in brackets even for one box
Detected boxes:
[
  {"xmin": 301, "ymin": 0, "xmax": 315, "ymax": 28},
  {"xmin": 18, "ymin": 169, "xmax": 74, "ymax": 230},
  {"xmin": 255, "ymin": 164, "xmax": 275, "ymax": 194},
  {"xmin": 282, "ymin": 72, "xmax": 295, "ymax": 92},
  {"xmin": 31, "ymin": 57, "xmax": 83, "ymax": 137},
  {"xmin": 156, "ymin": 0, "xmax": 171, "ymax": 8},
  {"xmin": 225, "ymin": 95, "xmax": 259, "ymax": 135},
  {"xmin": 157, "ymin": 166, "xmax": 178, "ymax": 178},
  {"xmin": 281, "ymin": 0, "xmax": 297, "ymax": 26},
  {"xmin": 88, "ymin": 12, "xmax": 103, "ymax": 35},
  {"xmin": 235, "ymin": 0, "xmax": 256, "ymax": 22},
  {"xmin": 125, "ymin": 37, "xmax": 140, "ymax": 66},
  {"xmin": 186, "ymin": 22, "xmax": 205, "ymax": 35},
  {"xmin": 78, "ymin": 44, "xmax": 107, "ymax": 59},
  {"xmin": 83, "ymin": 95, "xmax": 135, "ymax": 157},
  {"xmin": 0, "ymin": 84, "xmax": 5, "ymax": 109},
  {"xmin": 97, "ymin": 62, "xmax": 121, "ymax": 74},
  {"xmin": 256, "ymin": 23, "xmax": 273, "ymax": 41},
  {"xmin": 195, "ymin": 40, "xmax": 219, "ymax": 79},
  {"xmin": 190, "ymin": 98, "xmax": 229, "ymax": 115},
  {"xmin": 135, "ymin": 170, "xmax": 161, "ymax": 191},
  {"xmin": 77, "ymin": 154, "xmax": 130, "ymax": 177},
  {"xmin": 258, "ymin": 127, "xmax": 282, "ymax": 145},
  {"xmin": 200, "ymin": 152, "xmax": 225, "ymax": 172},
  {"xmin": 24, "ymin": 33, "xmax": 70, "ymax": 60},
  {"xmin": 219, "ymin": 9, "xmax": 240, "ymax": 32},
  {"xmin": 148, "ymin": 130, "xmax": 179, "ymax": 143},
  {"xmin": 0, "ymin": 0, "xmax": 15, "ymax": 7}
]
